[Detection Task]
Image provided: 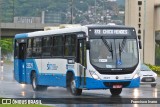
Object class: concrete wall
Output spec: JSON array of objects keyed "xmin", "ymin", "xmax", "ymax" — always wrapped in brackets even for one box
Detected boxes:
[
  {"xmin": 0, "ymin": 23, "xmax": 57, "ymax": 29},
  {"xmin": 14, "ymin": 17, "xmax": 41, "ymax": 23},
  {"xmin": 155, "ymin": 0, "xmax": 160, "ymax": 5},
  {"xmin": 125, "ymin": 0, "xmax": 158, "ymax": 65},
  {"xmin": 0, "ymin": 23, "xmax": 58, "ymax": 37},
  {"xmin": 155, "ymin": 5, "xmax": 160, "ymax": 31},
  {"xmin": 144, "ymin": 0, "xmax": 155, "ymax": 64},
  {"xmin": 125, "ymin": 0, "xmax": 145, "ymax": 63}
]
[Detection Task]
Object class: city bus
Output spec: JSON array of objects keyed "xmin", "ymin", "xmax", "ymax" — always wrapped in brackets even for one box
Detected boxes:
[{"xmin": 14, "ymin": 25, "xmax": 141, "ymax": 96}]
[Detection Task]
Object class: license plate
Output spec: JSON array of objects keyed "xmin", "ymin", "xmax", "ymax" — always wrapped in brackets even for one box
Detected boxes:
[
  {"xmin": 145, "ymin": 78, "xmax": 152, "ymax": 82},
  {"xmin": 113, "ymin": 85, "xmax": 122, "ymax": 88}
]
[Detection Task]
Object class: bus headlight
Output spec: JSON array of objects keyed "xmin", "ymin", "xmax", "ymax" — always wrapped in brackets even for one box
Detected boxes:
[{"xmin": 89, "ymin": 70, "xmax": 100, "ymax": 80}]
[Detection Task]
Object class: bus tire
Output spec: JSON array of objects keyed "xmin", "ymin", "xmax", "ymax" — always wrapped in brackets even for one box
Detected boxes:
[
  {"xmin": 31, "ymin": 72, "xmax": 47, "ymax": 91},
  {"xmin": 110, "ymin": 88, "xmax": 122, "ymax": 96},
  {"xmin": 67, "ymin": 73, "xmax": 82, "ymax": 96}
]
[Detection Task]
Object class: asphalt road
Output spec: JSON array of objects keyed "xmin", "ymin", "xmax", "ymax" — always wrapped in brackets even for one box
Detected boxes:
[{"xmin": 0, "ymin": 63, "xmax": 160, "ymax": 107}]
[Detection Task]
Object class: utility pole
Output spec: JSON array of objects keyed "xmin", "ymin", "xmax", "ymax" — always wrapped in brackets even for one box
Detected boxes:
[{"xmin": 70, "ymin": 0, "xmax": 73, "ymax": 24}]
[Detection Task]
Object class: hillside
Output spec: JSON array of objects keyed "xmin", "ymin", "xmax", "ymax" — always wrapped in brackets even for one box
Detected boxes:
[{"xmin": 0, "ymin": 0, "xmax": 125, "ymax": 24}]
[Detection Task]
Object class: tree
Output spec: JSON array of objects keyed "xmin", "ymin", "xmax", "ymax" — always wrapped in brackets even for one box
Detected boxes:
[{"xmin": 0, "ymin": 38, "xmax": 13, "ymax": 56}]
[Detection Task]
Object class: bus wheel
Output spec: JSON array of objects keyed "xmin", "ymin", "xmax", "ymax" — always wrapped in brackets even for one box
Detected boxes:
[
  {"xmin": 110, "ymin": 88, "xmax": 122, "ymax": 96},
  {"xmin": 68, "ymin": 75, "xmax": 82, "ymax": 96},
  {"xmin": 31, "ymin": 72, "xmax": 47, "ymax": 91}
]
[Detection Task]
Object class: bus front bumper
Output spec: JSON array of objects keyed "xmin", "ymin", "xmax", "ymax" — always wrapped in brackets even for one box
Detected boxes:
[{"xmin": 82, "ymin": 77, "xmax": 140, "ymax": 89}]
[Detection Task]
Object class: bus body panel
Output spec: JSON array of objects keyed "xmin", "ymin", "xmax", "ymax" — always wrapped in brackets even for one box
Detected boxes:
[
  {"xmin": 24, "ymin": 58, "xmax": 80, "ymax": 87},
  {"xmin": 14, "ymin": 25, "xmax": 141, "ymax": 95},
  {"xmin": 25, "ymin": 59, "xmax": 40, "ymax": 84},
  {"xmin": 37, "ymin": 73, "xmax": 66, "ymax": 87},
  {"xmin": 18, "ymin": 57, "xmax": 140, "ymax": 89},
  {"xmin": 85, "ymin": 77, "xmax": 140, "ymax": 89},
  {"xmin": 14, "ymin": 59, "xmax": 19, "ymax": 82},
  {"xmin": 14, "ymin": 59, "xmax": 26, "ymax": 83},
  {"xmin": 14, "ymin": 33, "xmax": 28, "ymax": 83}
]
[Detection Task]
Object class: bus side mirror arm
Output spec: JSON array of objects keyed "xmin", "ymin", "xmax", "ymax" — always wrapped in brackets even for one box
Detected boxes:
[{"xmin": 86, "ymin": 41, "xmax": 90, "ymax": 50}]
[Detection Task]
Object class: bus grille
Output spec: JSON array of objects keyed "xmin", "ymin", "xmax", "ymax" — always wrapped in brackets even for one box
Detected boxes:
[{"xmin": 103, "ymin": 81, "xmax": 131, "ymax": 88}]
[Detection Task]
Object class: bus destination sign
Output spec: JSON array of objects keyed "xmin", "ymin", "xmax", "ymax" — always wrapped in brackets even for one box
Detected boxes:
[{"xmin": 89, "ymin": 29, "xmax": 131, "ymax": 36}]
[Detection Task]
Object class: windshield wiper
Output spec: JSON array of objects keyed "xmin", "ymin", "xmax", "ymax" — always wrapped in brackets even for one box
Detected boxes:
[
  {"xmin": 101, "ymin": 36, "xmax": 113, "ymax": 59},
  {"xmin": 119, "ymin": 37, "xmax": 127, "ymax": 60}
]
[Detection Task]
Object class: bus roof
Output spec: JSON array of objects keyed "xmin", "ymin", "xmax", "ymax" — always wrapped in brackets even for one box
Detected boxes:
[
  {"xmin": 15, "ymin": 26, "xmax": 87, "ymax": 39},
  {"xmin": 85, "ymin": 24, "xmax": 135, "ymax": 29},
  {"xmin": 14, "ymin": 25, "xmax": 135, "ymax": 39}
]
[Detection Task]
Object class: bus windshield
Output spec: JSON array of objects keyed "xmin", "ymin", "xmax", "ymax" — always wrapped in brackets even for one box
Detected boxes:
[{"xmin": 90, "ymin": 38, "xmax": 138, "ymax": 69}]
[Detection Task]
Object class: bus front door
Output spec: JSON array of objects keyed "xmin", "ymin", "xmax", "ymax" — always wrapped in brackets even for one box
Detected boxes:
[
  {"xmin": 18, "ymin": 43, "xmax": 26, "ymax": 83},
  {"xmin": 78, "ymin": 39, "xmax": 86, "ymax": 88}
]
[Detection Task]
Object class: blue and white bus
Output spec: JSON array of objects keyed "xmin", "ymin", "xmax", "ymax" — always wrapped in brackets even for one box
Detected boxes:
[{"xmin": 14, "ymin": 25, "xmax": 141, "ymax": 96}]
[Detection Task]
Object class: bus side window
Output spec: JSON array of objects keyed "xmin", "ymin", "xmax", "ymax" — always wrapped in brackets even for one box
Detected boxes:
[
  {"xmin": 52, "ymin": 36, "xmax": 64, "ymax": 56},
  {"xmin": 64, "ymin": 34, "xmax": 76, "ymax": 56},
  {"xmin": 32, "ymin": 37, "xmax": 42, "ymax": 58},
  {"xmin": 42, "ymin": 36, "xmax": 52, "ymax": 57},
  {"xmin": 26, "ymin": 38, "xmax": 32, "ymax": 58}
]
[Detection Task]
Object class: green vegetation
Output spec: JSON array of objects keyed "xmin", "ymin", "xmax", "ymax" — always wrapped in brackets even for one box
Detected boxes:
[
  {"xmin": 146, "ymin": 64, "xmax": 160, "ymax": 75},
  {"xmin": 0, "ymin": 0, "xmax": 68, "ymax": 22},
  {"xmin": 155, "ymin": 43, "xmax": 160, "ymax": 65},
  {"xmin": 0, "ymin": 38, "xmax": 13, "ymax": 55},
  {"xmin": 0, "ymin": 0, "xmax": 125, "ymax": 23},
  {"xmin": 0, "ymin": 105, "xmax": 50, "ymax": 107},
  {"xmin": 0, "ymin": 38, "xmax": 13, "ymax": 56}
]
